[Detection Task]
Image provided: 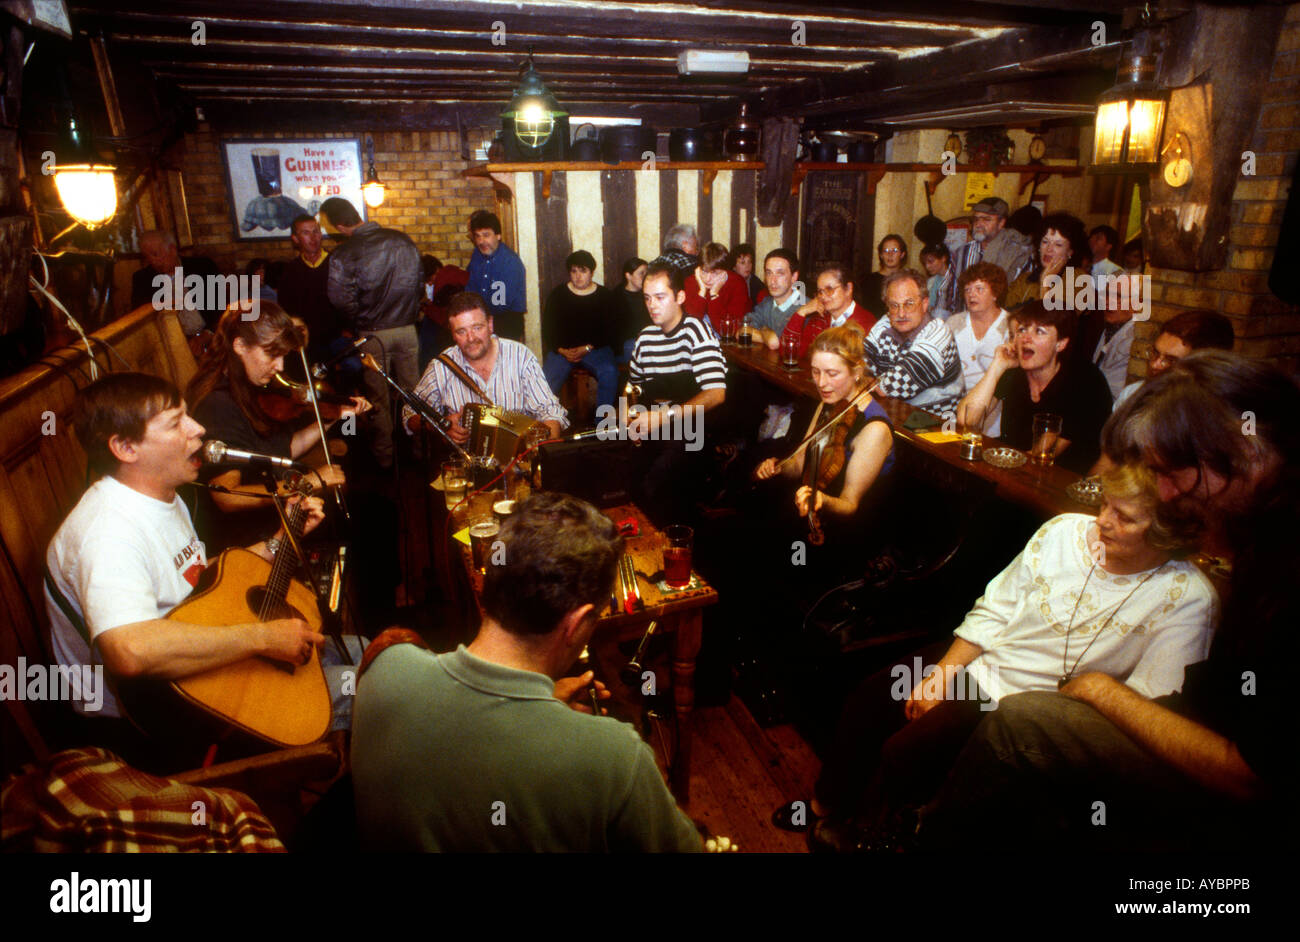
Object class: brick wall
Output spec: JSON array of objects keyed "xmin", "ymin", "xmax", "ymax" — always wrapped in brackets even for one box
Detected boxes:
[
  {"xmin": 113, "ymin": 126, "xmax": 497, "ymax": 318},
  {"xmin": 1138, "ymin": 4, "xmax": 1300, "ymax": 377}
]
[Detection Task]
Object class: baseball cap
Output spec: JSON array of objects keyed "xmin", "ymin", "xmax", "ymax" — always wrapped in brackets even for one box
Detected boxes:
[{"xmin": 971, "ymin": 197, "xmax": 1009, "ymax": 217}]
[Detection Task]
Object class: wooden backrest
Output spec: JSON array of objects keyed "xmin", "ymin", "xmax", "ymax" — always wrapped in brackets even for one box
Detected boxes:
[{"xmin": 0, "ymin": 305, "xmax": 196, "ymax": 775}]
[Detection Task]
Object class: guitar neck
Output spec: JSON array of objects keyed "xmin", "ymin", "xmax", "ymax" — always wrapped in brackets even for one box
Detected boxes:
[{"xmin": 266, "ymin": 501, "xmax": 307, "ymax": 606}]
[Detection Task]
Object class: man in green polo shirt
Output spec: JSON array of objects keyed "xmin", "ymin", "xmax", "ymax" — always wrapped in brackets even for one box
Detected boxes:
[{"xmin": 351, "ymin": 493, "xmax": 701, "ymax": 852}]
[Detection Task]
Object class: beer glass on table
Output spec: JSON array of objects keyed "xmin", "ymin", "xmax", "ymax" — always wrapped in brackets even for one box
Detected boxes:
[
  {"xmin": 663, "ymin": 525, "xmax": 694, "ymax": 589},
  {"xmin": 1030, "ymin": 413, "xmax": 1063, "ymax": 466}
]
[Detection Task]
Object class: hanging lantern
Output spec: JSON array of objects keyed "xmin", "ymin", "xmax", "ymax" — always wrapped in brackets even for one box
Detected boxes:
[
  {"xmin": 501, "ymin": 54, "xmax": 567, "ymax": 153},
  {"xmin": 361, "ymin": 136, "xmax": 385, "ymax": 208},
  {"xmin": 53, "ymin": 115, "xmax": 117, "ymax": 229},
  {"xmin": 1092, "ymin": 46, "xmax": 1168, "ymax": 173}
]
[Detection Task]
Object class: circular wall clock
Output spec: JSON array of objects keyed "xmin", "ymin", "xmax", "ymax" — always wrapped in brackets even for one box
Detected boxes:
[{"xmin": 1028, "ymin": 134, "xmax": 1047, "ymax": 162}]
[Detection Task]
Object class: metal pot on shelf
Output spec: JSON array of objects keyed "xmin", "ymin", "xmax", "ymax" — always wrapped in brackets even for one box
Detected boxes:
[
  {"xmin": 669, "ymin": 128, "xmax": 720, "ymax": 162},
  {"xmin": 600, "ymin": 125, "xmax": 657, "ymax": 164},
  {"xmin": 723, "ymin": 103, "xmax": 760, "ymax": 161}
]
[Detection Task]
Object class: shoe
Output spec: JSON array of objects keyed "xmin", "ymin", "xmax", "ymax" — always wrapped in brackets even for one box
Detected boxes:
[
  {"xmin": 807, "ymin": 809, "xmax": 919, "ymax": 854},
  {"xmin": 807, "ymin": 815, "xmax": 862, "ymax": 853},
  {"xmin": 771, "ymin": 799, "xmax": 819, "ymax": 833}
]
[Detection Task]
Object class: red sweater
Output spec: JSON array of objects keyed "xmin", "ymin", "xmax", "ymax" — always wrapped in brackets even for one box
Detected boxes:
[
  {"xmin": 780, "ymin": 302, "xmax": 878, "ymax": 357},
  {"xmin": 682, "ymin": 270, "xmax": 751, "ymax": 327}
]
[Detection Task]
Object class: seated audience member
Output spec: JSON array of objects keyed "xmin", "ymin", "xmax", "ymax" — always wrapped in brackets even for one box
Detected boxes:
[
  {"xmin": 1122, "ymin": 237, "xmax": 1145, "ymax": 273},
  {"xmin": 405, "ymin": 291, "xmax": 567, "ymax": 443},
  {"xmin": 658, "ymin": 223, "xmax": 700, "ymax": 281},
  {"xmin": 541, "ymin": 250, "xmax": 619, "ymax": 411},
  {"xmin": 351, "ymin": 493, "xmax": 701, "ymax": 852},
  {"xmin": 858, "ymin": 234, "xmax": 908, "ymax": 322},
  {"xmin": 944, "ymin": 261, "xmax": 1012, "ymax": 435},
  {"xmin": 130, "ymin": 230, "xmax": 222, "ymax": 338},
  {"xmin": 417, "ymin": 253, "xmax": 469, "ymax": 371},
  {"xmin": 627, "ymin": 261, "xmax": 727, "ymax": 523},
  {"xmin": 683, "ymin": 241, "xmax": 752, "ymax": 332},
  {"xmin": 732, "ymin": 242, "xmax": 764, "ymax": 305},
  {"xmin": 615, "ymin": 256, "xmax": 649, "ymax": 364},
  {"xmin": 277, "ymin": 215, "xmax": 346, "ymax": 367},
  {"xmin": 863, "ymin": 270, "xmax": 963, "ymax": 414},
  {"xmin": 45, "ymin": 372, "xmax": 330, "ymax": 768},
  {"xmin": 782, "ymin": 264, "xmax": 876, "ymax": 358},
  {"xmin": 922, "ymin": 352, "xmax": 1297, "ymax": 853},
  {"xmin": 1089, "ymin": 225, "xmax": 1123, "ymax": 278},
  {"xmin": 1112, "ymin": 308, "xmax": 1234, "ymax": 411},
  {"xmin": 1091, "ymin": 282, "xmax": 1140, "ymax": 401},
  {"xmin": 1003, "ymin": 212, "xmax": 1087, "ymax": 311},
  {"xmin": 958, "ymin": 300, "xmax": 1112, "ymax": 474},
  {"xmin": 245, "ymin": 258, "xmax": 277, "ymax": 301},
  {"xmin": 188, "ymin": 301, "xmax": 370, "ymax": 552},
  {"xmin": 920, "ymin": 243, "xmax": 953, "ymax": 320},
  {"xmin": 784, "ymin": 463, "xmax": 1215, "ymax": 852},
  {"xmin": 745, "ymin": 249, "xmax": 803, "ymax": 349}
]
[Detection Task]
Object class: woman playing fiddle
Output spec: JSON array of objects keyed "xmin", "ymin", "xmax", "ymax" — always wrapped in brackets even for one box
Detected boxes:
[
  {"xmin": 187, "ymin": 299, "xmax": 371, "ymax": 550},
  {"xmin": 752, "ymin": 324, "xmax": 894, "ymax": 528}
]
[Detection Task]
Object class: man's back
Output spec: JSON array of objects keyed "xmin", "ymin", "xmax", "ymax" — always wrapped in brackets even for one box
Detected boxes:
[
  {"xmin": 351, "ymin": 644, "xmax": 700, "ymax": 852},
  {"xmin": 326, "ymin": 221, "xmax": 421, "ymax": 331}
]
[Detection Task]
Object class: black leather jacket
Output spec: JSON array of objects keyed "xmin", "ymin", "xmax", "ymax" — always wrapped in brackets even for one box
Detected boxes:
[{"xmin": 325, "ymin": 221, "xmax": 422, "ymax": 331}]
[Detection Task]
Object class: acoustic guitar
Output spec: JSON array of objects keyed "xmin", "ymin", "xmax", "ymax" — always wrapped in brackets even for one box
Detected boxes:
[{"xmin": 121, "ymin": 496, "xmax": 332, "ymax": 749}]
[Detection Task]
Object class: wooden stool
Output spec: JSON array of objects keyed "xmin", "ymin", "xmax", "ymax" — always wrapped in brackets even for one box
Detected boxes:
[{"xmin": 559, "ymin": 362, "xmax": 599, "ymax": 429}]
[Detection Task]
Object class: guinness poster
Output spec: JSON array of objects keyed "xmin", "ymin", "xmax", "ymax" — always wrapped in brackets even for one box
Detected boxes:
[{"xmin": 220, "ymin": 138, "xmax": 365, "ymax": 240}]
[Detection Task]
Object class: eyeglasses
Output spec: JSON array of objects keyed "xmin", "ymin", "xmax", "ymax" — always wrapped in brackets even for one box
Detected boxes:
[
  {"xmin": 817, "ymin": 283, "xmax": 845, "ymax": 297},
  {"xmin": 880, "ymin": 248, "xmax": 903, "ymax": 255},
  {"xmin": 886, "ymin": 297, "xmax": 921, "ymax": 313},
  {"xmin": 1149, "ymin": 349, "xmax": 1181, "ymax": 367}
]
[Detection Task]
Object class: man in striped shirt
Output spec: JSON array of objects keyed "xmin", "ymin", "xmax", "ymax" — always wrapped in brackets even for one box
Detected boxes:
[
  {"xmin": 865, "ymin": 270, "xmax": 964, "ymax": 415},
  {"xmin": 627, "ymin": 261, "xmax": 727, "ymax": 523},
  {"xmin": 403, "ymin": 291, "xmax": 568, "ymax": 441}
]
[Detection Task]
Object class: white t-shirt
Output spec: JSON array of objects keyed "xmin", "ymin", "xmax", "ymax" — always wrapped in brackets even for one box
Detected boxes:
[
  {"xmin": 954, "ymin": 514, "xmax": 1216, "ymax": 704},
  {"xmin": 947, "ymin": 307, "xmax": 1010, "ymax": 436},
  {"xmin": 46, "ymin": 476, "xmax": 206, "ymax": 717}
]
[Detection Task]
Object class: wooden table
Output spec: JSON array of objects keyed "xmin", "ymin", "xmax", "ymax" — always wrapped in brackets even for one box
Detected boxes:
[
  {"xmin": 726, "ymin": 342, "xmax": 1093, "ymax": 520},
  {"xmin": 453, "ymin": 501, "xmax": 717, "ymax": 803}
]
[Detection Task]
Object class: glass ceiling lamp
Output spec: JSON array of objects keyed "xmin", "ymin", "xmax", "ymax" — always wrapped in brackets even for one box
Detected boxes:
[
  {"xmin": 52, "ymin": 114, "xmax": 117, "ymax": 229},
  {"xmin": 502, "ymin": 53, "xmax": 567, "ymax": 151},
  {"xmin": 1092, "ymin": 41, "xmax": 1168, "ymax": 173},
  {"xmin": 361, "ymin": 136, "xmax": 385, "ymax": 208}
]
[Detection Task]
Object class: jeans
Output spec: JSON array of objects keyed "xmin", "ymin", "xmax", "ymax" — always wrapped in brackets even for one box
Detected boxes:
[
  {"xmin": 358, "ymin": 323, "xmax": 419, "ymax": 468},
  {"xmin": 543, "ymin": 346, "xmax": 618, "ymax": 410}
]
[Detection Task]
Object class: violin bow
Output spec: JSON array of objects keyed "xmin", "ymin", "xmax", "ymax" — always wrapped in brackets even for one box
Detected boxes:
[{"xmin": 773, "ymin": 378, "xmax": 881, "ymax": 474}]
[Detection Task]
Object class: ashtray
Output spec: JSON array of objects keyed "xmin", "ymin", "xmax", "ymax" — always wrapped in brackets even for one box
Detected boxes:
[
  {"xmin": 982, "ymin": 446, "xmax": 1027, "ymax": 469},
  {"xmin": 1067, "ymin": 476, "xmax": 1104, "ymax": 506},
  {"xmin": 655, "ymin": 573, "xmax": 702, "ymax": 593}
]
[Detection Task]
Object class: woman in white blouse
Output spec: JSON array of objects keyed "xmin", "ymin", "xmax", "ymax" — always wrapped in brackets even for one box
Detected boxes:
[{"xmin": 775, "ymin": 462, "xmax": 1218, "ymax": 849}]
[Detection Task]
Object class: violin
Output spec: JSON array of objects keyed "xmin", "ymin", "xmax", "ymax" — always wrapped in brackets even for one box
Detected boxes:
[
  {"xmin": 258, "ymin": 373, "xmax": 357, "ymax": 424},
  {"xmin": 801, "ymin": 400, "xmax": 853, "ymax": 546}
]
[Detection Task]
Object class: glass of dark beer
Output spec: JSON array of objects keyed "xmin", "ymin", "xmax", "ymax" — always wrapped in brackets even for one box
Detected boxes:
[{"xmin": 251, "ymin": 148, "xmax": 282, "ymax": 197}]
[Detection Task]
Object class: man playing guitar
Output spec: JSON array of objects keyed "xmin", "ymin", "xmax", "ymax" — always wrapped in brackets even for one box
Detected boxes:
[{"xmin": 45, "ymin": 372, "xmax": 327, "ymax": 768}]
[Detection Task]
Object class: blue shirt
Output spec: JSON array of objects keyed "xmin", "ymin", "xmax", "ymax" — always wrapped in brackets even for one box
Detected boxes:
[{"xmin": 467, "ymin": 241, "xmax": 527, "ymax": 316}]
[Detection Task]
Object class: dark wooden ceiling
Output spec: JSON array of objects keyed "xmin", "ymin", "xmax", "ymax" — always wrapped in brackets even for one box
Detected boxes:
[{"xmin": 60, "ymin": 0, "xmax": 1148, "ymax": 132}]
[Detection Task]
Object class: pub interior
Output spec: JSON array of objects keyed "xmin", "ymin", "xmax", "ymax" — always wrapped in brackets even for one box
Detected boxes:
[{"xmin": 1, "ymin": 0, "xmax": 1297, "ymax": 871}]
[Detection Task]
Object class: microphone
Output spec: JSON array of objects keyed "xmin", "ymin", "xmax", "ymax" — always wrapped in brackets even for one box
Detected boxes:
[
  {"xmin": 201, "ymin": 440, "xmax": 308, "ymax": 472},
  {"xmin": 620, "ymin": 619, "xmax": 658, "ymax": 688},
  {"xmin": 312, "ymin": 335, "xmax": 369, "ymax": 378}
]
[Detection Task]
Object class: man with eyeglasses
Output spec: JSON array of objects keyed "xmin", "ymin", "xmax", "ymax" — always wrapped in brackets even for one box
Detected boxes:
[
  {"xmin": 404, "ymin": 291, "xmax": 567, "ymax": 443},
  {"xmin": 863, "ymin": 270, "xmax": 963, "ymax": 414},
  {"xmin": 780, "ymin": 264, "xmax": 877, "ymax": 358},
  {"xmin": 1111, "ymin": 309, "xmax": 1234, "ymax": 412}
]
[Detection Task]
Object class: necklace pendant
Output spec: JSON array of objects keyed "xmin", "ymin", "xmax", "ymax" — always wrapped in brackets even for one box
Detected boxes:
[{"xmin": 1058, "ymin": 674, "xmax": 1070, "ymax": 690}]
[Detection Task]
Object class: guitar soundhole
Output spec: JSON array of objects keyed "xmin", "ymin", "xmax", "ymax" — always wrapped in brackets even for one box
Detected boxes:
[{"xmin": 245, "ymin": 588, "xmax": 307, "ymax": 626}]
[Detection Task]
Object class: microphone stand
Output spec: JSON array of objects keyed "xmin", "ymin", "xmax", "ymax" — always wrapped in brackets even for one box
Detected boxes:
[{"xmin": 359, "ymin": 351, "xmax": 473, "ymax": 463}]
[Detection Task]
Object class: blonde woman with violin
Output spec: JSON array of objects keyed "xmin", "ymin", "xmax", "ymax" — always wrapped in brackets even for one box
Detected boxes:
[{"xmin": 752, "ymin": 324, "xmax": 894, "ymax": 534}]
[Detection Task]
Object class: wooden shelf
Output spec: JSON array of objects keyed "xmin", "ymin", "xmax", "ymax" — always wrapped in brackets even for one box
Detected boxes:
[
  {"xmin": 788, "ymin": 161, "xmax": 1084, "ymax": 196},
  {"xmin": 464, "ymin": 161, "xmax": 764, "ymax": 198}
]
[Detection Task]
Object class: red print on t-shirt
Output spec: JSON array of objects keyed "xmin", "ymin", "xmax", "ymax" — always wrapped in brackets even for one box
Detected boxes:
[{"xmin": 173, "ymin": 540, "xmax": 207, "ymax": 587}]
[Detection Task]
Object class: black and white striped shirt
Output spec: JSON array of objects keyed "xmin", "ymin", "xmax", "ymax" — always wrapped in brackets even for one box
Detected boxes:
[{"xmin": 629, "ymin": 316, "xmax": 727, "ymax": 404}]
